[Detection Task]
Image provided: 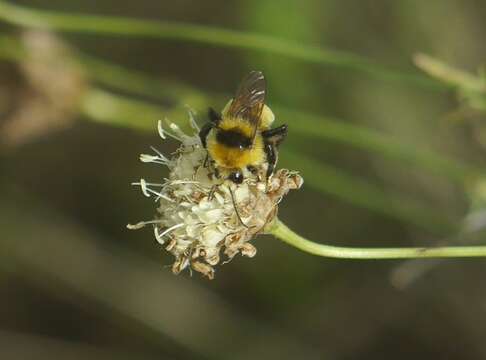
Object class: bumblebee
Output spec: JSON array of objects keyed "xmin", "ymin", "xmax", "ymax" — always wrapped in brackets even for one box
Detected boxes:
[{"xmin": 199, "ymin": 71, "xmax": 287, "ymax": 184}]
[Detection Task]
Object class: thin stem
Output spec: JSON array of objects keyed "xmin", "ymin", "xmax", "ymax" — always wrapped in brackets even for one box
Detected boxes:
[
  {"xmin": 0, "ymin": 0, "xmax": 446, "ymax": 89},
  {"xmin": 269, "ymin": 219, "xmax": 486, "ymax": 259}
]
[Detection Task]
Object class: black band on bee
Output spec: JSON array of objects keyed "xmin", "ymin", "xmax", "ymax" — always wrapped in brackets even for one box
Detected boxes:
[{"xmin": 216, "ymin": 129, "xmax": 253, "ymax": 149}]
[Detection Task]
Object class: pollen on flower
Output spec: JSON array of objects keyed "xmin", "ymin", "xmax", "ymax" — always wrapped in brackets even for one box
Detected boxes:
[{"xmin": 128, "ymin": 114, "xmax": 303, "ymax": 279}]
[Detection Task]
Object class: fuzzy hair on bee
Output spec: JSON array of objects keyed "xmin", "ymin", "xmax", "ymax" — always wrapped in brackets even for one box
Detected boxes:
[{"xmin": 199, "ymin": 71, "xmax": 288, "ymax": 184}]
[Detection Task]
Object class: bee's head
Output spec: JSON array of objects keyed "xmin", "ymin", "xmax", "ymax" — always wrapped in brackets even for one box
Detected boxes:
[{"xmin": 228, "ymin": 170, "xmax": 244, "ymax": 184}]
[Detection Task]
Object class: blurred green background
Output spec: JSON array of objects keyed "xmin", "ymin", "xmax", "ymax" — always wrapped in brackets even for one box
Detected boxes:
[{"xmin": 1, "ymin": 0, "xmax": 486, "ymax": 359}]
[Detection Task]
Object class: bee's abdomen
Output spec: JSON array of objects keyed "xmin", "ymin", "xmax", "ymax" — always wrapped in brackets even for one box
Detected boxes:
[{"xmin": 216, "ymin": 129, "xmax": 252, "ymax": 149}]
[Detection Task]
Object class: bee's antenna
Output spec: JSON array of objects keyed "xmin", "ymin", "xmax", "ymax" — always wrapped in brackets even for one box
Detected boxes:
[{"xmin": 229, "ymin": 186, "xmax": 249, "ymax": 228}]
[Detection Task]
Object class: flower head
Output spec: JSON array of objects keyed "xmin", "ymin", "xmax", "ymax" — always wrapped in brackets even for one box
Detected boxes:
[{"xmin": 128, "ymin": 111, "xmax": 302, "ymax": 279}]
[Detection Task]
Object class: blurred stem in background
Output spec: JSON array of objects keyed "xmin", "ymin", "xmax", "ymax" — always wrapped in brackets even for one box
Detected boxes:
[{"xmin": 0, "ymin": 0, "xmax": 447, "ymax": 90}]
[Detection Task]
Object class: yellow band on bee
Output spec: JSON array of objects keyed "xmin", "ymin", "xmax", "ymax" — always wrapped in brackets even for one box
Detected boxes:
[{"xmin": 218, "ymin": 117, "xmax": 255, "ymax": 137}]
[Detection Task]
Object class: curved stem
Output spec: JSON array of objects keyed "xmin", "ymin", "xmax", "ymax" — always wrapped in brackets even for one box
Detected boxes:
[
  {"xmin": 0, "ymin": 0, "xmax": 445, "ymax": 89},
  {"xmin": 269, "ymin": 219, "xmax": 486, "ymax": 259}
]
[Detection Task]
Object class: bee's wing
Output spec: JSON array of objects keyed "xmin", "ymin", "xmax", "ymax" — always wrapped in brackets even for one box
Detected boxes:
[{"xmin": 226, "ymin": 71, "xmax": 266, "ymax": 141}]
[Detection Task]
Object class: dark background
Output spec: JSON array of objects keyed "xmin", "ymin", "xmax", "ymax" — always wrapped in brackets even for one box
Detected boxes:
[{"xmin": 1, "ymin": 0, "xmax": 486, "ymax": 359}]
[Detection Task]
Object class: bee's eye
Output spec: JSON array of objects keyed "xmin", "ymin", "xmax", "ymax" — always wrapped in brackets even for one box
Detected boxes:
[{"xmin": 228, "ymin": 171, "xmax": 244, "ymax": 184}]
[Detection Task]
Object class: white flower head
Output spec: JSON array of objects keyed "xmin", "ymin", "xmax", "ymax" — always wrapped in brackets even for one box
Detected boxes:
[{"xmin": 128, "ymin": 112, "xmax": 303, "ymax": 279}]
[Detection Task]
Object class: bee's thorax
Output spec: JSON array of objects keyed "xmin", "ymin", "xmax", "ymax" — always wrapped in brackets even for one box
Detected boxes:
[{"xmin": 215, "ymin": 128, "xmax": 253, "ymax": 149}]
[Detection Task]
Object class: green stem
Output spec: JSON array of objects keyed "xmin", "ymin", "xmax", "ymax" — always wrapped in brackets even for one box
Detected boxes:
[
  {"xmin": 270, "ymin": 219, "xmax": 486, "ymax": 259},
  {"xmin": 0, "ymin": 0, "xmax": 446, "ymax": 89}
]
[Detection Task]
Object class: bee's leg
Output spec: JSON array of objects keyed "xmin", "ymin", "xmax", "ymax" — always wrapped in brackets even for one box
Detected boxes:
[
  {"xmin": 261, "ymin": 124, "xmax": 288, "ymax": 146},
  {"xmin": 264, "ymin": 142, "xmax": 277, "ymax": 181},
  {"xmin": 198, "ymin": 122, "xmax": 213, "ymax": 148},
  {"xmin": 203, "ymin": 152, "xmax": 210, "ymax": 168},
  {"xmin": 262, "ymin": 124, "xmax": 287, "ymax": 187},
  {"xmin": 208, "ymin": 107, "xmax": 222, "ymax": 125}
]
